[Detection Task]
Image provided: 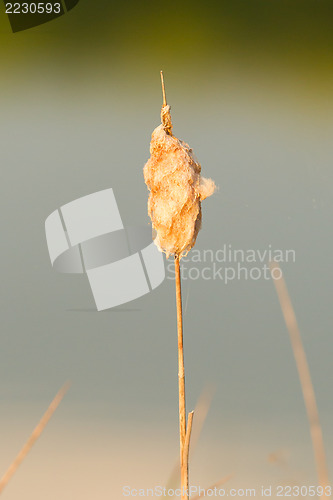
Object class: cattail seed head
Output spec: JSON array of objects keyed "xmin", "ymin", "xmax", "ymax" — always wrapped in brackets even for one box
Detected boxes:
[{"xmin": 144, "ymin": 75, "xmax": 216, "ymax": 259}]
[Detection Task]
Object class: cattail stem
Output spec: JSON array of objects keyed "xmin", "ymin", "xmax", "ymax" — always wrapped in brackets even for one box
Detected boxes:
[
  {"xmin": 175, "ymin": 256, "xmax": 189, "ymax": 500},
  {"xmin": 270, "ymin": 262, "xmax": 330, "ymax": 500},
  {"xmin": 160, "ymin": 70, "xmax": 167, "ymax": 107}
]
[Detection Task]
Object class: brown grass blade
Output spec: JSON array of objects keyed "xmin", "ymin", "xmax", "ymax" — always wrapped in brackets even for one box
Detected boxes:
[
  {"xmin": 270, "ymin": 261, "xmax": 330, "ymax": 499},
  {"xmin": 0, "ymin": 382, "xmax": 70, "ymax": 495},
  {"xmin": 183, "ymin": 411, "xmax": 194, "ymax": 477}
]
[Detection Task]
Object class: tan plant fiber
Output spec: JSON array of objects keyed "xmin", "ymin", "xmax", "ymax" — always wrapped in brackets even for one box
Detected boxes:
[{"xmin": 143, "ymin": 75, "xmax": 216, "ymax": 259}]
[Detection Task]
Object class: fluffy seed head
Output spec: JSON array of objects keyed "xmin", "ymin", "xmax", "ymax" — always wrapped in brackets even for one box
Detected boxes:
[{"xmin": 143, "ymin": 79, "xmax": 216, "ymax": 259}]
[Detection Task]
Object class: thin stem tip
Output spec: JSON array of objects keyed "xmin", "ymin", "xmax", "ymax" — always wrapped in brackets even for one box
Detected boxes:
[{"xmin": 160, "ymin": 71, "xmax": 167, "ymax": 106}]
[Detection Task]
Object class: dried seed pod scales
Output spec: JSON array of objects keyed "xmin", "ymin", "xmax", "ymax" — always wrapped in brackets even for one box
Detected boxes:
[{"xmin": 144, "ymin": 75, "xmax": 216, "ymax": 259}]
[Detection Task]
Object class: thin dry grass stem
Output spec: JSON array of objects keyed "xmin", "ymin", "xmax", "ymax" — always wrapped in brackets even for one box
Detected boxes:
[
  {"xmin": 175, "ymin": 256, "xmax": 191, "ymax": 500},
  {"xmin": 160, "ymin": 70, "xmax": 167, "ymax": 107},
  {"xmin": 270, "ymin": 261, "xmax": 330, "ymax": 499},
  {"xmin": 190, "ymin": 475, "xmax": 233, "ymax": 500},
  {"xmin": 0, "ymin": 382, "xmax": 70, "ymax": 495},
  {"xmin": 184, "ymin": 411, "xmax": 194, "ymax": 472},
  {"xmin": 165, "ymin": 385, "xmax": 215, "ymax": 495}
]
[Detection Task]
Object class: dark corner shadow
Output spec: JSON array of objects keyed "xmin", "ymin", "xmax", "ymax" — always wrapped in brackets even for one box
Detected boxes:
[
  {"xmin": 5, "ymin": 0, "xmax": 81, "ymax": 33},
  {"xmin": 67, "ymin": 308, "xmax": 141, "ymax": 313}
]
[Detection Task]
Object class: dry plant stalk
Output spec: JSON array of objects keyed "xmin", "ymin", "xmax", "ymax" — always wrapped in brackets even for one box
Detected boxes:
[
  {"xmin": 0, "ymin": 382, "xmax": 70, "ymax": 495},
  {"xmin": 144, "ymin": 72, "xmax": 216, "ymax": 500},
  {"xmin": 165, "ymin": 385, "xmax": 216, "ymax": 494},
  {"xmin": 175, "ymin": 256, "xmax": 189, "ymax": 499},
  {"xmin": 165, "ymin": 385, "xmax": 232, "ymax": 498},
  {"xmin": 270, "ymin": 262, "xmax": 330, "ymax": 499}
]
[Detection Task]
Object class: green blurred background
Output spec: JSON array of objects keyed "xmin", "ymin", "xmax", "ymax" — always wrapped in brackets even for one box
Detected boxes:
[
  {"xmin": 1, "ymin": 0, "xmax": 333, "ymax": 95},
  {"xmin": 0, "ymin": 1, "xmax": 333, "ymax": 498}
]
